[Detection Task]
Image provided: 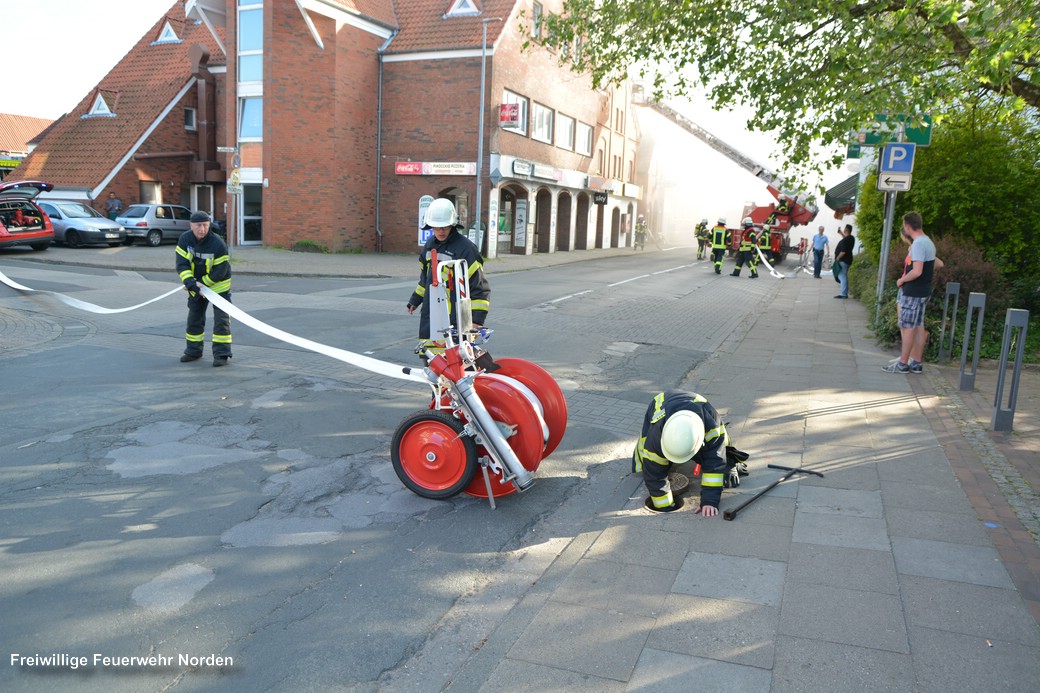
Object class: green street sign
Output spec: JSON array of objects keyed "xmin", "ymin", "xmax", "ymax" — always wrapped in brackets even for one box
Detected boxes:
[
  {"xmin": 846, "ymin": 143, "xmax": 862, "ymax": 159},
  {"xmin": 856, "ymin": 113, "xmax": 932, "ymax": 147}
]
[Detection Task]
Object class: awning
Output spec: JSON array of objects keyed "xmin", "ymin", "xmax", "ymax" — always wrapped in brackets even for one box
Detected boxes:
[{"xmin": 825, "ymin": 174, "xmax": 859, "ymax": 215}]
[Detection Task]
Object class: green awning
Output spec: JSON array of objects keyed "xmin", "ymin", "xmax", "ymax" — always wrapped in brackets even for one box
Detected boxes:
[{"xmin": 825, "ymin": 174, "xmax": 859, "ymax": 215}]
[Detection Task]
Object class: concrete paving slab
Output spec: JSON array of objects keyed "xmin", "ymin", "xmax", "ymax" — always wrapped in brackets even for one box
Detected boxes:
[
  {"xmin": 880, "ymin": 479, "xmax": 976, "ymax": 515},
  {"xmin": 646, "ymin": 593, "xmax": 778, "ymax": 668},
  {"xmin": 627, "ymin": 648, "xmax": 772, "ymax": 693},
  {"xmin": 792, "ymin": 512, "xmax": 890, "ymax": 551},
  {"xmin": 885, "ymin": 507, "xmax": 992, "ymax": 546},
  {"xmin": 796, "ymin": 458, "xmax": 880, "ymax": 490},
  {"xmin": 505, "ymin": 601, "xmax": 654, "ymax": 681},
  {"xmin": 796, "ymin": 486, "xmax": 884, "ymax": 518},
  {"xmin": 786, "ymin": 543, "xmax": 899, "ymax": 594},
  {"xmin": 779, "ymin": 583, "xmax": 909, "ymax": 653},
  {"xmin": 909, "ymin": 625, "xmax": 1040, "ymax": 693},
  {"xmin": 900, "ymin": 574, "xmax": 1040, "ymax": 646},
  {"xmin": 771, "ymin": 635, "xmax": 914, "ymax": 693},
  {"xmin": 673, "ymin": 552, "xmax": 787, "ymax": 607},
  {"xmin": 550, "ymin": 558, "xmax": 677, "ymax": 616},
  {"xmin": 685, "ymin": 515, "xmax": 793, "ymax": 561},
  {"xmin": 585, "ymin": 524, "xmax": 693, "ymax": 571},
  {"xmin": 891, "ymin": 536, "xmax": 1015, "ymax": 588},
  {"xmin": 477, "ymin": 659, "xmax": 626, "ymax": 693}
]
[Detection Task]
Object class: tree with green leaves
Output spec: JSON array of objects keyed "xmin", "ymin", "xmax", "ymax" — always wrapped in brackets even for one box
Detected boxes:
[{"xmin": 540, "ymin": 0, "xmax": 1040, "ymax": 182}]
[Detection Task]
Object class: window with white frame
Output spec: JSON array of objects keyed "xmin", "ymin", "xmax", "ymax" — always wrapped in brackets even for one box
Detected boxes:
[
  {"xmin": 532, "ymin": 2, "xmax": 543, "ymax": 41},
  {"xmin": 502, "ymin": 90, "xmax": 528, "ymax": 136},
  {"xmin": 531, "ymin": 102, "xmax": 554, "ymax": 144},
  {"xmin": 184, "ymin": 107, "xmax": 197, "ymax": 131},
  {"xmin": 576, "ymin": 122, "xmax": 593, "ymax": 156},
  {"xmin": 556, "ymin": 114, "xmax": 575, "ymax": 150},
  {"xmin": 239, "ymin": 97, "xmax": 263, "ymax": 140},
  {"xmin": 238, "ymin": 4, "xmax": 263, "ymax": 83}
]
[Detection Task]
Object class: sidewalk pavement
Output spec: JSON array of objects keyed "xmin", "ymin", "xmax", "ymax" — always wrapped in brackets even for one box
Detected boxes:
[{"xmin": 13, "ymin": 244, "xmax": 1040, "ymax": 691}]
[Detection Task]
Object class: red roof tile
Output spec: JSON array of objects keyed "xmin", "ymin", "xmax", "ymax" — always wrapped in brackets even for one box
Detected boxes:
[
  {"xmin": 327, "ymin": 0, "xmax": 398, "ymax": 28},
  {"xmin": 8, "ymin": 1, "xmax": 224, "ymax": 192},
  {"xmin": 0, "ymin": 113, "xmax": 54, "ymax": 155},
  {"xmin": 387, "ymin": 0, "xmax": 519, "ymax": 53}
]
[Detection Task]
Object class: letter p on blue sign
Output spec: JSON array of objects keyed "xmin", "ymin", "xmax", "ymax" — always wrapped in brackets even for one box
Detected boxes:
[{"xmin": 881, "ymin": 143, "xmax": 916, "ymax": 174}]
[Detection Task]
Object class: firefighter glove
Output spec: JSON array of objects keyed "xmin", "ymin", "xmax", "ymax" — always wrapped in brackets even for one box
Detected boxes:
[
  {"xmin": 184, "ymin": 279, "xmax": 199, "ymax": 292},
  {"xmin": 724, "ymin": 467, "xmax": 741, "ymax": 488}
]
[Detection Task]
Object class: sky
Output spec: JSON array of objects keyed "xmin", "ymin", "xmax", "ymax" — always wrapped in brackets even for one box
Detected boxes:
[{"xmin": 2, "ymin": 0, "xmax": 856, "ymax": 245}]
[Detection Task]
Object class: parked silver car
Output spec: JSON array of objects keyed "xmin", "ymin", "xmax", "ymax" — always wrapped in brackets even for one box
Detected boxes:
[
  {"xmin": 116, "ymin": 204, "xmax": 193, "ymax": 246},
  {"xmin": 37, "ymin": 200, "xmax": 126, "ymax": 247}
]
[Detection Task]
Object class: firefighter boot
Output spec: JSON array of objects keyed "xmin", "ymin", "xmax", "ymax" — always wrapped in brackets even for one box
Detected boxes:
[
  {"xmin": 731, "ymin": 269, "xmax": 741, "ymax": 277},
  {"xmin": 750, "ymin": 270, "xmax": 758, "ymax": 278}
]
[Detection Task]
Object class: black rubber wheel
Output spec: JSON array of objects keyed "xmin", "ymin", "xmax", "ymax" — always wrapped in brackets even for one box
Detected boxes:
[
  {"xmin": 391, "ymin": 410, "xmax": 477, "ymax": 499},
  {"xmin": 66, "ymin": 231, "xmax": 82, "ymax": 248},
  {"xmin": 30, "ymin": 243, "xmax": 49, "ymax": 251},
  {"xmin": 146, "ymin": 230, "xmax": 162, "ymax": 247}
]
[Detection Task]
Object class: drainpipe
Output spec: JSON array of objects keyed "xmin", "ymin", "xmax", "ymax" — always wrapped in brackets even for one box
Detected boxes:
[{"xmin": 375, "ymin": 30, "xmax": 398, "ymax": 254}]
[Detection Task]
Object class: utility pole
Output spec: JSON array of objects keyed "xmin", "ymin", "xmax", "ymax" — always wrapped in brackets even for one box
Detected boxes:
[{"xmin": 474, "ymin": 17, "xmax": 502, "ymax": 254}]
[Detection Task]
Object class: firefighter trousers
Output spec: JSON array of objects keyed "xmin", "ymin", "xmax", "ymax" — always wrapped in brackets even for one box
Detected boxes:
[{"xmin": 184, "ymin": 291, "xmax": 232, "ymax": 358}]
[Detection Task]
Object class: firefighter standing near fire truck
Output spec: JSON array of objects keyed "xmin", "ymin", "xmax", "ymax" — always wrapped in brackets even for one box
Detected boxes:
[
  {"xmin": 731, "ymin": 217, "xmax": 757, "ymax": 277},
  {"xmin": 710, "ymin": 218, "xmax": 730, "ymax": 274},
  {"xmin": 406, "ymin": 198, "xmax": 490, "ymax": 362},
  {"xmin": 753, "ymin": 222, "xmax": 772, "ymax": 276},
  {"xmin": 695, "ymin": 218, "xmax": 710, "ymax": 260}
]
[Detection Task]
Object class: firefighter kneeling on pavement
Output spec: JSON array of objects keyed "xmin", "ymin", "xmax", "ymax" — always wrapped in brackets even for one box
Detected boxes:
[
  {"xmin": 633, "ymin": 391, "xmax": 749, "ymax": 516},
  {"xmin": 731, "ymin": 217, "xmax": 759, "ymax": 278}
]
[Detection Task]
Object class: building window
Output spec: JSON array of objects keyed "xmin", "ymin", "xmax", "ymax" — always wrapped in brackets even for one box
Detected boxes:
[
  {"xmin": 139, "ymin": 181, "xmax": 161, "ymax": 205},
  {"xmin": 556, "ymin": 114, "xmax": 575, "ymax": 150},
  {"xmin": 502, "ymin": 90, "xmax": 528, "ymax": 136},
  {"xmin": 239, "ymin": 97, "xmax": 262, "ymax": 140},
  {"xmin": 153, "ymin": 21, "xmax": 181, "ymax": 45},
  {"xmin": 238, "ymin": 5, "xmax": 263, "ymax": 82},
  {"xmin": 184, "ymin": 107, "xmax": 197, "ymax": 131},
  {"xmin": 596, "ymin": 148, "xmax": 604, "ymax": 175},
  {"xmin": 531, "ymin": 102, "xmax": 553, "ymax": 144},
  {"xmin": 445, "ymin": 0, "xmax": 480, "ymax": 17},
  {"xmin": 532, "ymin": 2, "xmax": 543, "ymax": 41},
  {"xmin": 576, "ymin": 122, "xmax": 593, "ymax": 156}
]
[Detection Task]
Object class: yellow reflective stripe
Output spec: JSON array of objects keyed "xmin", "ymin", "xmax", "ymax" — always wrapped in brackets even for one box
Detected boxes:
[
  {"xmin": 650, "ymin": 392, "xmax": 666, "ymax": 423},
  {"xmin": 212, "ymin": 255, "xmax": 229, "ymax": 266},
  {"xmin": 650, "ymin": 491, "xmax": 674, "ymax": 508},
  {"xmin": 415, "ymin": 285, "xmax": 426, "ymax": 297},
  {"xmin": 212, "ymin": 334, "xmax": 232, "ymax": 344},
  {"xmin": 468, "ymin": 260, "xmax": 482, "ymax": 277},
  {"xmin": 705, "ymin": 425, "xmax": 726, "ymax": 442},
  {"xmin": 205, "ymin": 279, "xmax": 231, "ymax": 293},
  {"xmin": 179, "ymin": 270, "xmax": 194, "ymax": 282},
  {"xmin": 643, "ymin": 450, "xmax": 669, "ymax": 467},
  {"xmin": 471, "ymin": 299, "xmax": 489, "ymax": 311},
  {"xmin": 185, "ymin": 333, "xmax": 204, "ymax": 342},
  {"xmin": 702, "ymin": 473, "xmax": 724, "ymax": 488},
  {"xmin": 176, "ymin": 246, "xmax": 191, "ymax": 260}
]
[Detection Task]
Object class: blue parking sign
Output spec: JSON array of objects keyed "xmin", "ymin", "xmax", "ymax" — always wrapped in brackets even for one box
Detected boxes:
[{"xmin": 880, "ymin": 143, "xmax": 916, "ymax": 173}]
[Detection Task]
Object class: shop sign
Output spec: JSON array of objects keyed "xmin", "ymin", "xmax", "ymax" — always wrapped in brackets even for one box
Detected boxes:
[
  {"xmin": 586, "ymin": 176, "xmax": 614, "ymax": 192},
  {"xmin": 395, "ymin": 161, "xmax": 423, "ymax": 175},
  {"xmin": 593, "ymin": 192, "xmax": 608, "ymax": 205},
  {"xmin": 396, "ymin": 161, "xmax": 477, "ymax": 176},
  {"xmin": 512, "ymin": 159, "xmax": 533, "ymax": 176},
  {"xmin": 532, "ymin": 164, "xmax": 560, "ymax": 181}
]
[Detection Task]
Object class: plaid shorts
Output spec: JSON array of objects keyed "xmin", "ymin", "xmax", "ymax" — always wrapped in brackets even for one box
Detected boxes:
[{"xmin": 897, "ymin": 294, "xmax": 929, "ymax": 328}]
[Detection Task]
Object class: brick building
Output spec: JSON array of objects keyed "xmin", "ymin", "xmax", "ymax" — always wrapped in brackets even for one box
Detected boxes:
[{"xmin": 13, "ymin": 0, "xmax": 642, "ymax": 257}]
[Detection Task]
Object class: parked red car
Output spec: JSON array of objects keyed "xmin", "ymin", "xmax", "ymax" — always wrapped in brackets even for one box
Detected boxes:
[{"xmin": 0, "ymin": 180, "xmax": 55, "ymax": 251}]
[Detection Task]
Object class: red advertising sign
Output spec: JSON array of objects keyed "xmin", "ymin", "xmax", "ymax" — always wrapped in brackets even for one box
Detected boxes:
[
  {"xmin": 395, "ymin": 161, "xmax": 423, "ymax": 175},
  {"xmin": 499, "ymin": 103, "xmax": 520, "ymax": 127}
]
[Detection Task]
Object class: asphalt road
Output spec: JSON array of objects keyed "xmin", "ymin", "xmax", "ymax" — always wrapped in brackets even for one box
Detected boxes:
[{"xmin": 0, "ymin": 250, "xmax": 778, "ymax": 691}]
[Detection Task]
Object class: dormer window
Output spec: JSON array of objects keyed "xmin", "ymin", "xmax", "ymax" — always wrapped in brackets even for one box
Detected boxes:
[
  {"xmin": 445, "ymin": 0, "xmax": 481, "ymax": 17},
  {"xmin": 83, "ymin": 92, "xmax": 116, "ymax": 118},
  {"xmin": 152, "ymin": 20, "xmax": 182, "ymax": 45}
]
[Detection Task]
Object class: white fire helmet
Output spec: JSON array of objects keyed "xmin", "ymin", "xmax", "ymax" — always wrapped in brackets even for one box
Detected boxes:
[
  {"xmin": 700, "ymin": 218, "xmax": 708, "ymax": 224},
  {"xmin": 423, "ymin": 198, "xmax": 458, "ymax": 230},
  {"xmin": 743, "ymin": 217, "xmax": 754, "ymax": 227},
  {"xmin": 660, "ymin": 410, "xmax": 706, "ymax": 464},
  {"xmin": 717, "ymin": 217, "xmax": 726, "ymax": 225}
]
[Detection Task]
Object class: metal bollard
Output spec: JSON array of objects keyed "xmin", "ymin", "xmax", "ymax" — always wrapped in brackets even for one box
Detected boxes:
[
  {"xmin": 992, "ymin": 309, "xmax": 1030, "ymax": 432},
  {"xmin": 958, "ymin": 292, "xmax": 986, "ymax": 391},
  {"xmin": 938, "ymin": 282, "xmax": 960, "ymax": 361}
]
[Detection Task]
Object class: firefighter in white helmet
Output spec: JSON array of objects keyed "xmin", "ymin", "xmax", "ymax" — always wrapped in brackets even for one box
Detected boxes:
[
  {"xmin": 731, "ymin": 217, "xmax": 758, "ymax": 278},
  {"xmin": 406, "ymin": 198, "xmax": 490, "ymax": 360},
  {"xmin": 632, "ymin": 391, "xmax": 749, "ymax": 514},
  {"xmin": 709, "ymin": 219, "xmax": 730, "ymax": 274}
]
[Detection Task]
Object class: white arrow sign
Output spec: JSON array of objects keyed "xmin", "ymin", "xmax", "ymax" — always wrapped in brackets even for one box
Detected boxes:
[{"xmin": 877, "ymin": 172, "xmax": 912, "ymax": 192}]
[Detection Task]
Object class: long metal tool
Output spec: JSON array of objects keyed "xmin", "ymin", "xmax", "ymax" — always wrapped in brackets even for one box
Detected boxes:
[{"xmin": 723, "ymin": 464, "xmax": 824, "ymax": 521}]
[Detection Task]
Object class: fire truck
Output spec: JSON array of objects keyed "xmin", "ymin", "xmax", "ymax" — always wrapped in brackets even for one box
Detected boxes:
[{"xmin": 636, "ymin": 97, "xmax": 818, "ymax": 264}]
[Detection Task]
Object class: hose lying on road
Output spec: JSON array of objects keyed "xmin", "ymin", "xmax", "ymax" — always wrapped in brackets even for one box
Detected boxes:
[{"xmin": 0, "ymin": 268, "xmax": 428, "ymax": 384}]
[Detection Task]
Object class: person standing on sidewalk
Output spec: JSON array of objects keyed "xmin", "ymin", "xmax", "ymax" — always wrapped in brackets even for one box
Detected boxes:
[
  {"xmin": 632, "ymin": 391, "xmax": 748, "ymax": 516},
  {"xmin": 103, "ymin": 192, "xmax": 123, "ymax": 220},
  {"xmin": 810, "ymin": 225, "xmax": 829, "ymax": 278},
  {"xmin": 176, "ymin": 211, "xmax": 233, "ymax": 367},
  {"xmin": 882, "ymin": 211, "xmax": 942, "ymax": 374},
  {"xmin": 833, "ymin": 224, "xmax": 855, "ymax": 298}
]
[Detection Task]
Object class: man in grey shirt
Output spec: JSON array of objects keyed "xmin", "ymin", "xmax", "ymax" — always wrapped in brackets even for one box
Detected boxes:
[{"xmin": 882, "ymin": 211, "xmax": 942, "ymax": 374}]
